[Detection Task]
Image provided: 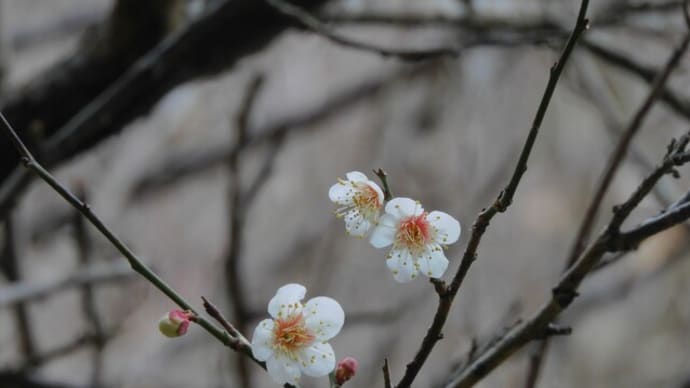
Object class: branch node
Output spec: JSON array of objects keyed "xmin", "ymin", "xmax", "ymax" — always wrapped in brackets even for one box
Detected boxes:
[
  {"xmin": 551, "ymin": 286, "xmax": 579, "ymax": 309},
  {"xmin": 431, "ymin": 278, "xmax": 448, "ymax": 296}
]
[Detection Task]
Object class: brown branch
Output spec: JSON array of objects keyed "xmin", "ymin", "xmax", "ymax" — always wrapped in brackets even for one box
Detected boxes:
[
  {"xmin": 445, "ymin": 186, "xmax": 690, "ymax": 387},
  {"xmin": 266, "ymin": 0, "xmax": 458, "ymax": 61},
  {"xmin": 393, "ymin": 2, "xmax": 591, "ymax": 387}
]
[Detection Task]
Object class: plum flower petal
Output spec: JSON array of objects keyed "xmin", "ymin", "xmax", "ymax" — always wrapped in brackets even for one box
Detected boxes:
[
  {"xmin": 303, "ymin": 296, "xmax": 345, "ymax": 341},
  {"xmin": 428, "ymin": 211, "xmax": 461, "ymax": 245},
  {"xmin": 329, "ymin": 171, "xmax": 384, "ymax": 237},
  {"xmin": 297, "ymin": 341, "xmax": 336, "ymax": 376},
  {"xmin": 266, "ymin": 354, "xmax": 301, "ymax": 385},
  {"xmin": 369, "ymin": 213, "xmax": 397, "ymax": 248},
  {"xmin": 251, "ymin": 284, "xmax": 345, "ymax": 386},
  {"xmin": 251, "ymin": 319, "xmax": 276, "ymax": 361},
  {"xmin": 268, "ymin": 283, "xmax": 306, "ymax": 319},
  {"xmin": 371, "ymin": 197, "xmax": 461, "ymax": 282}
]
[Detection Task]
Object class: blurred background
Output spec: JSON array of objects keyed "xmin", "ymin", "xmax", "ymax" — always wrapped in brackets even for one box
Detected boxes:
[{"xmin": 0, "ymin": 0, "xmax": 689, "ymax": 387}]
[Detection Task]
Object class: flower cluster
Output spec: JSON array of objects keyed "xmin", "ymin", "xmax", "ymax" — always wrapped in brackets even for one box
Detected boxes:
[
  {"xmin": 159, "ymin": 170, "xmax": 457, "ymax": 387},
  {"xmin": 330, "ymin": 171, "xmax": 461, "ymax": 282}
]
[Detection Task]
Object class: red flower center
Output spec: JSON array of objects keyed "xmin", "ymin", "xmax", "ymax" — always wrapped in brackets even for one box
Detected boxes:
[{"xmin": 395, "ymin": 213, "xmax": 431, "ymax": 254}]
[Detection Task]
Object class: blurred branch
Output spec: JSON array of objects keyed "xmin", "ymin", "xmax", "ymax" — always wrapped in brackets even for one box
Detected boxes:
[
  {"xmin": 0, "ymin": 0, "xmax": 184, "ymax": 207},
  {"xmin": 25, "ymin": 330, "xmax": 118, "ymax": 369},
  {"xmin": 0, "ymin": 371, "xmax": 83, "ymax": 388},
  {"xmin": 446, "ymin": 22, "xmax": 690, "ymax": 385},
  {"xmin": 130, "ymin": 63, "xmax": 437, "ymax": 198},
  {"xmin": 523, "ymin": 12, "xmax": 690, "ymax": 385},
  {"xmin": 1, "ymin": 215, "xmax": 37, "ymax": 365},
  {"xmin": 0, "ymin": 0, "xmax": 330, "ymax": 219},
  {"xmin": 10, "ymin": 8, "xmax": 104, "ymax": 51},
  {"xmin": 225, "ymin": 74, "xmax": 266, "ymax": 388},
  {"xmin": 564, "ymin": 17, "xmax": 690, "ymax": 269},
  {"xmin": 582, "ymin": 39, "xmax": 690, "ymax": 121},
  {"xmin": 71, "ymin": 187, "xmax": 106, "ymax": 387},
  {"xmin": 394, "ymin": 2, "xmax": 591, "ymax": 387},
  {"xmin": 0, "ymin": 261, "xmax": 136, "ymax": 307},
  {"xmin": 266, "ymin": 0, "xmax": 458, "ymax": 61}
]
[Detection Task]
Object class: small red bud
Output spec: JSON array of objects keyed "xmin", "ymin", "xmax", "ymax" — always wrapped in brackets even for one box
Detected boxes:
[{"xmin": 335, "ymin": 356, "xmax": 358, "ymax": 385}]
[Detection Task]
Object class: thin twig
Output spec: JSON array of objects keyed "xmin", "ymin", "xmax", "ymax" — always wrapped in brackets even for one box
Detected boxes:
[
  {"xmin": 200, "ymin": 297, "xmax": 248, "ymax": 347},
  {"xmin": 383, "ymin": 358, "xmax": 392, "ymax": 388},
  {"xmin": 266, "ymin": 0, "xmax": 458, "ymax": 61},
  {"xmin": 393, "ymin": 2, "xmax": 590, "ymax": 387},
  {"xmin": 373, "ymin": 168, "xmax": 393, "ymax": 201}
]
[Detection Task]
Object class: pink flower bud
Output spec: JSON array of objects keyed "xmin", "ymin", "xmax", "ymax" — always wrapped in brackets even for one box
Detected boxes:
[
  {"xmin": 158, "ymin": 310, "xmax": 193, "ymax": 338},
  {"xmin": 335, "ymin": 356, "xmax": 358, "ymax": 385}
]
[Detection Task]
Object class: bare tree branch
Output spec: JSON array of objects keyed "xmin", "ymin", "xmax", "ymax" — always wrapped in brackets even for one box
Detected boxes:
[{"xmin": 394, "ymin": 2, "xmax": 591, "ymax": 387}]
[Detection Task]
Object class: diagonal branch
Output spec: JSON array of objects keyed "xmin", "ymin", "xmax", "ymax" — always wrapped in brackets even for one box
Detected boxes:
[{"xmin": 0, "ymin": 112, "xmax": 271, "ymax": 373}]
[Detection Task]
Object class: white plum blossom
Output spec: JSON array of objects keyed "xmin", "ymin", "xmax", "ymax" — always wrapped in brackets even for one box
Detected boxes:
[
  {"xmin": 251, "ymin": 284, "xmax": 345, "ymax": 386},
  {"xmin": 370, "ymin": 197, "xmax": 461, "ymax": 282},
  {"xmin": 329, "ymin": 171, "xmax": 384, "ymax": 237}
]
